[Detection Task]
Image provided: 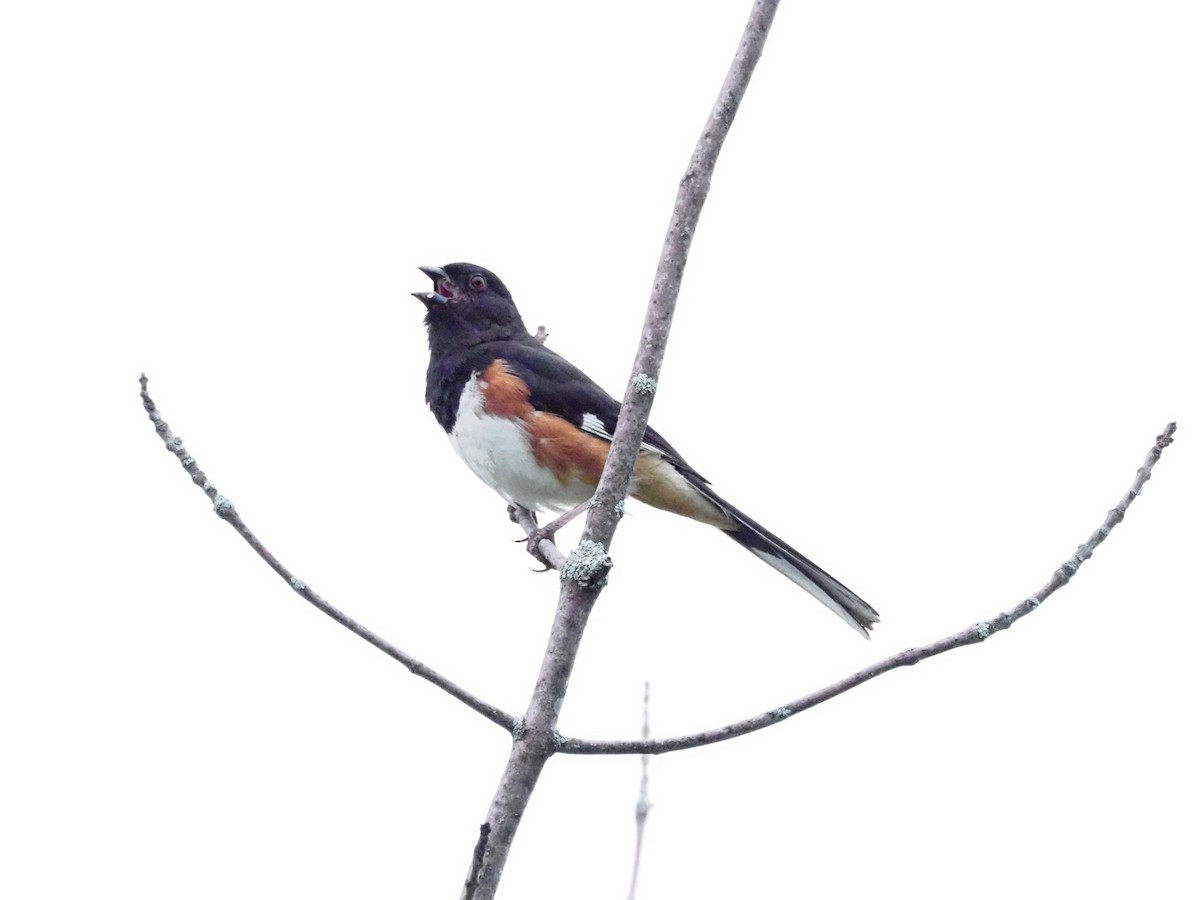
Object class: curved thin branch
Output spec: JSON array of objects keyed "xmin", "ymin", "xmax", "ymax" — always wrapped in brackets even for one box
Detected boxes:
[
  {"xmin": 139, "ymin": 374, "xmax": 518, "ymax": 734},
  {"xmin": 558, "ymin": 422, "xmax": 1178, "ymax": 755}
]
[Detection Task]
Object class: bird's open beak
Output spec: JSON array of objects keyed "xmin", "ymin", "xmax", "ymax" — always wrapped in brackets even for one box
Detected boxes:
[
  {"xmin": 415, "ymin": 265, "xmax": 450, "ymax": 307},
  {"xmin": 417, "ymin": 264, "xmax": 459, "ymax": 305}
]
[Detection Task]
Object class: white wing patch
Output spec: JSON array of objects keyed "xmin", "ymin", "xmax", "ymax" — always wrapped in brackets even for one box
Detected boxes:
[
  {"xmin": 580, "ymin": 412, "xmax": 609, "ymax": 440},
  {"xmin": 580, "ymin": 411, "xmax": 666, "ymax": 455}
]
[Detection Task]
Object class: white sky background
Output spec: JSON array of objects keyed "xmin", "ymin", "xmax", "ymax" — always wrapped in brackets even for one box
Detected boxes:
[{"xmin": 2, "ymin": 1, "xmax": 1197, "ymax": 897}]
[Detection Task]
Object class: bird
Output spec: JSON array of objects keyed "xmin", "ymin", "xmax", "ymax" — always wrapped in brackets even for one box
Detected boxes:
[{"xmin": 413, "ymin": 262, "xmax": 879, "ymax": 636}]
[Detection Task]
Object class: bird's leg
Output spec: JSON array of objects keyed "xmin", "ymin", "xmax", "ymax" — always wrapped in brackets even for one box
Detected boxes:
[
  {"xmin": 517, "ymin": 499, "xmax": 591, "ymax": 566},
  {"xmin": 508, "ymin": 503, "xmax": 553, "ymax": 572},
  {"xmin": 530, "ymin": 499, "xmax": 590, "ymax": 544},
  {"xmin": 507, "ymin": 503, "xmax": 536, "ymax": 529}
]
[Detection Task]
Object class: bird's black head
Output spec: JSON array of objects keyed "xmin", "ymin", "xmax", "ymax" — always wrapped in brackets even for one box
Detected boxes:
[{"xmin": 414, "ymin": 262, "xmax": 529, "ymax": 353}]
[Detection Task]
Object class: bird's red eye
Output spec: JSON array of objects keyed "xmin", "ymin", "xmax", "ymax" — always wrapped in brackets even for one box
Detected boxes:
[{"xmin": 468, "ymin": 274, "xmax": 488, "ymax": 291}]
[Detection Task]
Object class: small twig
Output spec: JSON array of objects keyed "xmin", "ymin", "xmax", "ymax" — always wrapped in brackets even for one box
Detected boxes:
[
  {"xmin": 139, "ymin": 374, "xmax": 518, "ymax": 733},
  {"xmin": 626, "ymin": 682, "xmax": 652, "ymax": 900},
  {"xmin": 558, "ymin": 423, "xmax": 1178, "ymax": 755},
  {"xmin": 508, "ymin": 326, "xmax": 568, "ymax": 569}
]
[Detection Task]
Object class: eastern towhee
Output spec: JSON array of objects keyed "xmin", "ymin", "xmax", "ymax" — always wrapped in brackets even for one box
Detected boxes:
[{"xmin": 414, "ymin": 262, "xmax": 879, "ymax": 636}]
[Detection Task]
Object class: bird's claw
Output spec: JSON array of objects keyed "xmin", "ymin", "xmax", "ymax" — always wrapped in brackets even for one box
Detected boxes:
[{"xmin": 524, "ymin": 525, "xmax": 561, "ymax": 571}]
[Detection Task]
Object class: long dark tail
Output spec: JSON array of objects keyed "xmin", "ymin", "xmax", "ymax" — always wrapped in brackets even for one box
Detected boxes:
[{"xmin": 691, "ymin": 480, "xmax": 879, "ymax": 638}]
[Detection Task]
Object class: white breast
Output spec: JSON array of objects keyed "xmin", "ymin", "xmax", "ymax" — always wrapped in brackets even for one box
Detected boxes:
[{"xmin": 448, "ymin": 374, "xmax": 595, "ymax": 512}]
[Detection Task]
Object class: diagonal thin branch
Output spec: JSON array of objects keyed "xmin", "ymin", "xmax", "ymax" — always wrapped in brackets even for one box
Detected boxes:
[
  {"xmin": 580, "ymin": 2, "xmax": 779, "ymax": 550},
  {"xmin": 557, "ymin": 422, "xmax": 1178, "ymax": 756},
  {"xmin": 139, "ymin": 374, "xmax": 518, "ymax": 734}
]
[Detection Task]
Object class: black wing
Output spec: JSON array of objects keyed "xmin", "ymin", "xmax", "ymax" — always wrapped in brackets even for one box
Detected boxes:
[{"xmin": 478, "ymin": 339, "xmax": 707, "ymax": 480}]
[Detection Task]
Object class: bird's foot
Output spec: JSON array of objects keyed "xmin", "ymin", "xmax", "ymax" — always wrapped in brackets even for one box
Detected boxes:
[
  {"xmin": 510, "ymin": 501, "xmax": 590, "ymax": 572},
  {"xmin": 524, "ymin": 528, "xmax": 559, "ymax": 573},
  {"xmin": 507, "ymin": 504, "xmax": 555, "ymax": 572}
]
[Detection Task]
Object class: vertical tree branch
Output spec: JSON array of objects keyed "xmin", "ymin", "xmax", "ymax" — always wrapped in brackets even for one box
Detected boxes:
[
  {"xmin": 627, "ymin": 682, "xmax": 653, "ymax": 900},
  {"xmin": 462, "ymin": 3, "xmax": 782, "ymax": 897}
]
